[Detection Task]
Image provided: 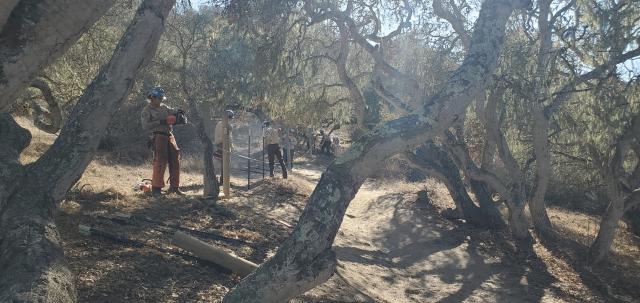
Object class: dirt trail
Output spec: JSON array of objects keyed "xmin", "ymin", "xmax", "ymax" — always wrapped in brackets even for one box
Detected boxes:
[{"xmin": 291, "ymin": 163, "xmax": 573, "ymax": 303}]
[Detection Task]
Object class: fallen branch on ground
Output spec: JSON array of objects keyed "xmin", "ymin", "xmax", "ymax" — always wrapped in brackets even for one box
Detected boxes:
[
  {"xmin": 171, "ymin": 231, "xmax": 258, "ymax": 277},
  {"xmin": 77, "ymin": 224, "xmax": 232, "ymax": 273}
]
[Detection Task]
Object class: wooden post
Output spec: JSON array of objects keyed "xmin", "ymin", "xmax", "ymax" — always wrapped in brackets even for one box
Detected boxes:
[
  {"xmin": 222, "ymin": 111, "xmax": 231, "ymax": 198},
  {"xmin": 171, "ymin": 231, "xmax": 258, "ymax": 277},
  {"xmin": 247, "ymin": 130, "xmax": 251, "ymax": 190}
]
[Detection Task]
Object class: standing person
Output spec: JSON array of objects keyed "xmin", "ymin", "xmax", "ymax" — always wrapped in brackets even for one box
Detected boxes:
[
  {"xmin": 140, "ymin": 87, "xmax": 183, "ymax": 197},
  {"xmin": 331, "ymin": 134, "xmax": 341, "ymax": 156},
  {"xmin": 213, "ymin": 110, "xmax": 234, "ymax": 187},
  {"xmin": 304, "ymin": 127, "xmax": 314, "ymax": 154},
  {"xmin": 263, "ymin": 121, "xmax": 287, "ymax": 178},
  {"xmin": 281, "ymin": 128, "xmax": 295, "ymax": 170},
  {"xmin": 319, "ymin": 129, "xmax": 332, "ymax": 155}
]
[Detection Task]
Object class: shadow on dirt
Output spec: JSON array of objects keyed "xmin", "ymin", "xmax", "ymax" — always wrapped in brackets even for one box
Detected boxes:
[{"xmin": 332, "ymin": 192, "xmax": 559, "ymax": 302}]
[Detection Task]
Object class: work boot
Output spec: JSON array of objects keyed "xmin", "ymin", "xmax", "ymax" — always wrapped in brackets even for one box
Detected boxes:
[
  {"xmin": 167, "ymin": 187, "xmax": 185, "ymax": 196},
  {"xmin": 283, "ymin": 170, "xmax": 288, "ymax": 179},
  {"xmin": 151, "ymin": 187, "xmax": 162, "ymax": 197},
  {"xmin": 269, "ymin": 170, "xmax": 274, "ymax": 177}
]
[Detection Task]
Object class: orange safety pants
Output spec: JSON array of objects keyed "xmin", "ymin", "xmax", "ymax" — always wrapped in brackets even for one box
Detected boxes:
[{"xmin": 152, "ymin": 133, "xmax": 180, "ymax": 189}]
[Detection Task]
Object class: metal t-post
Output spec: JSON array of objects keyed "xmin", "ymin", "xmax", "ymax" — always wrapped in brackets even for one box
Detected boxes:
[
  {"xmin": 247, "ymin": 130, "xmax": 251, "ymax": 190},
  {"xmin": 222, "ymin": 112, "xmax": 231, "ymax": 198}
]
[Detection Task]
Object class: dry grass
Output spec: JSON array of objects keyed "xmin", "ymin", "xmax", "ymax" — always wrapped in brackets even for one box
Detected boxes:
[
  {"xmin": 16, "ymin": 116, "xmax": 58, "ymax": 164},
  {"xmin": 420, "ymin": 174, "xmax": 640, "ymax": 302},
  {"xmin": 13, "ymin": 116, "xmax": 640, "ymax": 302},
  {"xmin": 549, "ymin": 206, "xmax": 640, "ymax": 258}
]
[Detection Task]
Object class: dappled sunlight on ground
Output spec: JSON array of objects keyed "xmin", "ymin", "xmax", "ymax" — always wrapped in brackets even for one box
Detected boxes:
[
  {"xmin": 13, "ymin": 116, "xmax": 640, "ymax": 302},
  {"xmin": 306, "ymin": 181, "xmax": 565, "ymax": 303}
]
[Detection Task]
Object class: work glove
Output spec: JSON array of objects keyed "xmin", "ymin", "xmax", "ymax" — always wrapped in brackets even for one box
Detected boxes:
[{"xmin": 166, "ymin": 115, "xmax": 177, "ymax": 125}]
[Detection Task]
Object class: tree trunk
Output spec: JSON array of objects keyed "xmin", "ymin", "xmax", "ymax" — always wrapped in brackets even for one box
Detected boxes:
[
  {"xmin": 505, "ymin": 196, "xmax": 531, "ymax": 244},
  {"xmin": 410, "ymin": 143, "xmax": 489, "ymax": 227},
  {"xmin": 0, "ymin": 0, "xmax": 116, "ymax": 112},
  {"xmin": 529, "ymin": 108, "xmax": 554, "ymax": 235},
  {"xmin": 0, "ymin": 177, "xmax": 77, "ymax": 303},
  {"xmin": 439, "ymin": 132, "xmax": 506, "ymax": 228},
  {"xmin": 528, "ymin": 0, "xmax": 554, "ymax": 237},
  {"xmin": 587, "ymin": 119, "xmax": 640, "ymax": 263},
  {"xmin": 0, "ymin": 0, "xmax": 19, "ymax": 30},
  {"xmin": 468, "ymin": 178, "xmax": 506, "ymax": 227},
  {"xmin": 335, "ymin": 22, "xmax": 366, "ymax": 135},
  {"xmin": 589, "ymin": 199, "xmax": 625, "ymax": 263},
  {"xmin": 190, "ymin": 103, "xmax": 218, "ymax": 198},
  {"xmin": 0, "ymin": 1, "xmax": 175, "ymax": 301},
  {"xmin": 30, "ymin": 78, "xmax": 63, "ymax": 134},
  {"xmin": 180, "ymin": 54, "xmax": 219, "ymax": 198},
  {"xmin": 224, "ymin": 115, "xmax": 434, "ymax": 303},
  {"xmin": 202, "ymin": 126, "xmax": 219, "ymax": 197},
  {"xmin": 588, "ymin": 159, "xmax": 627, "ymax": 264},
  {"xmin": 0, "ymin": 115, "xmax": 74, "ymax": 302},
  {"xmin": 223, "ymin": 0, "xmax": 526, "ymax": 300},
  {"xmin": 0, "ymin": 113, "xmax": 30, "ymax": 218}
]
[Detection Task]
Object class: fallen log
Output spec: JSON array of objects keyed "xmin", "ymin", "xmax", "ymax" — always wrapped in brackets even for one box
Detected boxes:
[
  {"xmin": 78, "ymin": 224, "xmax": 233, "ymax": 273},
  {"xmin": 171, "ymin": 231, "xmax": 258, "ymax": 277}
]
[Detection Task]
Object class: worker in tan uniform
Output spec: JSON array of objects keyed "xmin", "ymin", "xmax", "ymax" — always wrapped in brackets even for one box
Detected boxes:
[
  {"xmin": 263, "ymin": 121, "xmax": 287, "ymax": 178},
  {"xmin": 140, "ymin": 87, "xmax": 183, "ymax": 196}
]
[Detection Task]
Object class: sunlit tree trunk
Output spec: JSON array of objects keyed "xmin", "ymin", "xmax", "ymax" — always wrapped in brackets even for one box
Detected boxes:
[
  {"xmin": 179, "ymin": 53, "xmax": 219, "ymax": 197},
  {"xmin": 223, "ymin": 0, "xmax": 528, "ymax": 300},
  {"xmin": 588, "ymin": 120, "xmax": 640, "ymax": 263},
  {"xmin": 0, "ymin": 0, "xmax": 115, "ymax": 112},
  {"xmin": 528, "ymin": 0, "xmax": 554, "ymax": 236},
  {"xmin": 0, "ymin": 1, "xmax": 175, "ymax": 301}
]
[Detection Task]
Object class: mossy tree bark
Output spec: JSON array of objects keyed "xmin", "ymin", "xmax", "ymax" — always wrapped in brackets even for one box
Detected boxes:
[
  {"xmin": 408, "ymin": 142, "xmax": 505, "ymax": 228},
  {"xmin": 0, "ymin": 1, "xmax": 175, "ymax": 301},
  {"xmin": 0, "ymin": 0, "xmax": 115, "ymax": 112},
  {"xmin": 588, "ymin": 115, "xmax": 640, "ymax": 263},
  {"xmin": 223, "ymin": 0, "xmax": 529, "ymax": 301}
]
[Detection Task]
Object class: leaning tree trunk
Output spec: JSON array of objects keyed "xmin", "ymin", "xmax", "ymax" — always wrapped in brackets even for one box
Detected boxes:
[
  {"xmin": 335, "ymin": 22, "xmax": 366, "ymax": 135},
  {"xmin": 183, "ymin": 97, "xmax": 219, "ymax": 198},
  {"xmin": 0, "ymin": 1, "xmax": 175, "ymax": 301},
  {"xmin": 468, "ymin": 178, "xmax": 506, "ymax": 227},
  {"xmin": 440, "ymin": 132, "xmax": 506, "ymax": 228},
  {"xmin": 588, "ymin": 160, "xmax": 627, "ymax": 263},
  {"xmin": 589, "ymin": 198, "xmax": 625, "ymax": 263},
  {"xmin": 223, "ymin": 0, "xmax": 527, "ymax": 300},
  {"xmin": 527, "ymin": 0, "xmax": 554, "ymax": 237},
  {"xmin": 0, "ymin": 0, "xmax": 20, "ymax": 33},
  {"xmin": 505, "ymin": 195, "xmax": 531, "ymax": 244},
  {"xmin": 528, "ymin": 108, "xmax": 554, "ymax": 235},
  {"xmin": 30, "ymin": 78, "xmax": 63, "ymax": 134},
  {"xmin": 0, "ymin": 0, "xmax": 115, "ymax": 112},
  {"xmin": 587, "ymin": 117, "xmax": 640, "ymax": 263},
  {"xmin": 201, "ymin": 128, "xmax": 219, "ymax": 197},
  {"xmin": 179, "ymin": 54, "xmax": 219, "ymax": 197},
  {"xmin": 410, "ymin": 143, "xmax": 497, "ymax": 227}
]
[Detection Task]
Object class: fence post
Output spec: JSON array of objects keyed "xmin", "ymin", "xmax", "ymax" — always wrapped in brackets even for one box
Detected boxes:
[
  {"xmin": 222, "ymin": 112, "xmax": 231, "ymax": 198},
  {"xmin": 247, "ymin": 130, "xmax": 251, "ymax": 190}
]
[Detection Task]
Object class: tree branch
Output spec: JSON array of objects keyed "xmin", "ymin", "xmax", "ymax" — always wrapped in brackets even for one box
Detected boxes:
[
  {"xmin": 0, "ymin": 0, "xmax": 116, "ymax": 112},
  {"xmin": 433, "ymin": 0, "xmax": 471, "ymax": 51},
  {"xmin": 29, "ymin": 78, "xmax": 62, "ymax": 134}
]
